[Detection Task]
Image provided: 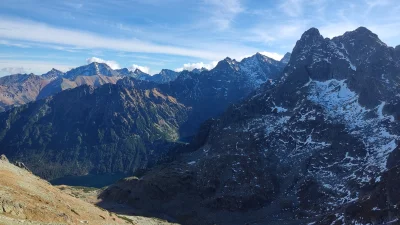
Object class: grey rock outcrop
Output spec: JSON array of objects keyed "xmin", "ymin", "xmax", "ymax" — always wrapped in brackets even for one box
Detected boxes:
[{"xmin": 0, "ymin": 154, "xmax": 8, "ymax": 162}]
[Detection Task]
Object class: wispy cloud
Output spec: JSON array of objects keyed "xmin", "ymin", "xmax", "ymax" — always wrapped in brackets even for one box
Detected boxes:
[
  {"xmin": 0, "ymin": 40, "xmax": 30, "ymax": 48},
  {"xmin": 243, "ymin": 19, "xmax": 309, "ymax": 45},
  {"xmin": 259, "ymin": 52, "xmax": 284, "ymax": 60},
  {"xmin": 1, "ymin": 0, "xmax": 400, "ymax": 75},
  {"xmin": 86, "ymin": 57, "xmax": 120, "ymax": 69},
  {"xmin": 0, "ymin": 67, "xmax": 26, "ymax": 75},
  {"xmin": 365, "ymin": 0, "xmax": 392, "ymax": 13},
  {"xmin": 280, "ymin": 0, "xmax": 304, "ymax": 17},
  {"xmin": 0, "ymin": 17, "xmax": 219, "ymax": 60},
  {"xmin": 0, "ymin": 59, "xmax": 74, "ymax": 76},
  {"xmin": 202, "ymin": 0, "xmax": 244, "ymax": 30}
]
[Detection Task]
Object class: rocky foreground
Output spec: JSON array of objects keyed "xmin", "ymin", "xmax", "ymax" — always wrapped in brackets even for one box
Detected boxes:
[{"xmin": 0, "ymin": 155, "xmax": 178, "ymax": 225}]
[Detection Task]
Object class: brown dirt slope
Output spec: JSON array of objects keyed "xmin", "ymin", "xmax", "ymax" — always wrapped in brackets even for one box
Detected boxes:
[{"xmin": 0, "ymin": 155, "xmax": 125, "ymax": 225}]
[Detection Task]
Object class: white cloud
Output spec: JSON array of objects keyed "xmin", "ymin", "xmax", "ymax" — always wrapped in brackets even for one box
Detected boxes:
[
  {"xmin": 319, "ymin": 22, "xmax": 359, "ymax": 38},
  {"xmin": 86, "ymin": 57, "xmax": 120, "ymax": 69},
  {"xmin": 0, "ymin": 59, "xmax": 74, "ymax": 76},
  {"xmin": 243, "ymin": 20, "xmax": 309, "ymax": 45},
  {"xmin": 129, "ymin": 64, "xmax": 150, "ymax": 74},
  {"xmin": 365, "ymin": 0, "xmax": 392, "ymax": 14},
  {"xmin": 239, "ymin": 52, "xmax": 284, "ymax": 61},
  {"xmin": 259, "ymin": 52, "xmax": 284, "ymax": 60},
  {"xmin": 0, "ymin": 40, "xmax": 30, "ymax": 48},
  {"xmin": 0, "ymin": 67, "xmax": 26, "ymax": 75},
  {"xmin": 203, "ymin": 0, "xmax": 244, "ymax": 30},
  {"xmin": 175, "ymin": 61, "xmax": 218, "ymax": 72},
  {"xmin": 0, "ymin": 17, "xmax": 220, "ymax": 60}
]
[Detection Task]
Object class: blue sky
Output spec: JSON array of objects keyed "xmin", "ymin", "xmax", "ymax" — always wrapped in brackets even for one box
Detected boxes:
[{"xmin": 0, "ymin": 0, "xmax": 399, "ymax": 76}]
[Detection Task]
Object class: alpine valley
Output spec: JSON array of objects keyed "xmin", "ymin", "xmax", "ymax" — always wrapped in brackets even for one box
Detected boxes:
[{"xmin": 1, "ymin": 27, "xmax": 400, "ymax": 225}]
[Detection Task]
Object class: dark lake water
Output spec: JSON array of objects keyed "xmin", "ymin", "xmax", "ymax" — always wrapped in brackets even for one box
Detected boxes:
[{"xmin": 50, "ymin": 173, "xmax": 127, "ymax": 188}]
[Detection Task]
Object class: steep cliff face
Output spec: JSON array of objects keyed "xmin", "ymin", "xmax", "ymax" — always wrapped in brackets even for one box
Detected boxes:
[
  {"xmin": 0, "ymin": 80, "xmax": 189, "ymax": 179},
  {"xmin": 100, "ymin": 27, "xmax": 400, "ymax": 225}
]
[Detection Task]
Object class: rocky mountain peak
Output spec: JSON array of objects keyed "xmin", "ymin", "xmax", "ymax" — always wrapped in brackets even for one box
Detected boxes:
[
  {"xmin": 159, "ymin": 69, "xmax": 175, "ymax": 75},
  {"xmin": 50, "ymin": 68, "xmax": 61, "ymax": 73},
  {"xmin": 339, "ymin": 26, "xmax": 386, "ymax": 47},
  {"xmin": 191, "ymin": 67, "xmax": 208, "ymax": 74},
  {"xmin": 348, "ymin": 26, "xmax": 378, "ymax": 38},
  {"xmin": 116, "ymin": 68, "xmax": 130, "ymax": 74},
  {"xmin": 132, "ymin": 68, "xmax": 149, "ymax": 76},
  {"xmin": 64, "ymin": 62, "xmax": 118, "ymax": 80},
  {"xmin": 291, "ymin": 28, "xmax": 324, "ymax": 61},
  {"xmin": 253, "ymin": 52, "xmax": 275, "ymax": 63},
  {"xmin": 148, "ymin": 69, "xmax": 179, "ymax": 83},
  {"xmin": 41, "ymin": 68, "xmax": 64, "ymax": 80},
  {"xmin": 300, "ymin": 27, "xmax": 323, "ymax": 43},
  {"xmin": 131, "ymin": 68, "xmax": 151, "ymax": 80},
  {"xmin": 133, "ymin": 68, "xmax": 143, "ymax": 74},
  {"xmin": 214, "ymin": 57, "xmax": 239, "ymax": 71},
  {"xmin": 280, "ymin": 52, "xmax": 291, "ymax": 64}
]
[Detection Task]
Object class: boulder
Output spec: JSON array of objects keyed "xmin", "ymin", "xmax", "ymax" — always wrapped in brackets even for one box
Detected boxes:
[
  {"xmin": 0, "ymin": 154, "xmax": 8, "ymax": 162},
  {"xmin": 14, "ymin": 161, "xmax": 30, "ymax": 172}
]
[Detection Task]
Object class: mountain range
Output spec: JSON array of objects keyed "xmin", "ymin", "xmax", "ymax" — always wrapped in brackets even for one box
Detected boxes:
[
  {"xmin": 0, "ymin": 53, "xmax": 285, "ymax": 113},
  {"xmin": 0, "ymin": 63, "xmax": 180, "ymax": 112},
  {"xmin": 0, "ymin": 53, "xmax": 288, "ymax": 179}
]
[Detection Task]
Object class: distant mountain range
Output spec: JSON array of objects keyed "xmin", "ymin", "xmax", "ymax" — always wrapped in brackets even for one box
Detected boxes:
[
  {"xmin": 0, "ymin": 53, "xmax": 288, "ymax": 112},
  {"xmin": 0, "ymin": 53, "xmax": 289, "ymax": 179}
]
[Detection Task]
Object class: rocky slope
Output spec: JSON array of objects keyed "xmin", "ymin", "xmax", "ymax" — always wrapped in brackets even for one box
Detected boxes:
[
  {"xmin": 148, "ymin": 69, "xmax": 180, "ymax": 84},
  {"xmin": 64, "ymin": 62, "xmax": 120, "ymax": 80},
  {"xmin": 0, "ymin": 154, "xmax": 126, "ymax": 225},
  {"xmin": 0, "ymin": 74, "xmax": 50, "ymax": 112},
  {"xmin": 0, "ymin": 80, "xmax": 189, "ymax": 179},
  {"xmin": 41, "ymin": 68, "xmax": 65, "ymax": 80},
  {"xmin": 280, "ymin": 52, "xmax": 292, "ymax": 64},
  {"xmin": 99, "ymin": 27, "xmax": 400, "ymax": 225},
  {"xmin": 0, "ymin": 154, "xmax": 180, "ymax": 225},
  {"xmin": 37, "ymin": 74, "xmax": 121, "ymax": 99}
]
